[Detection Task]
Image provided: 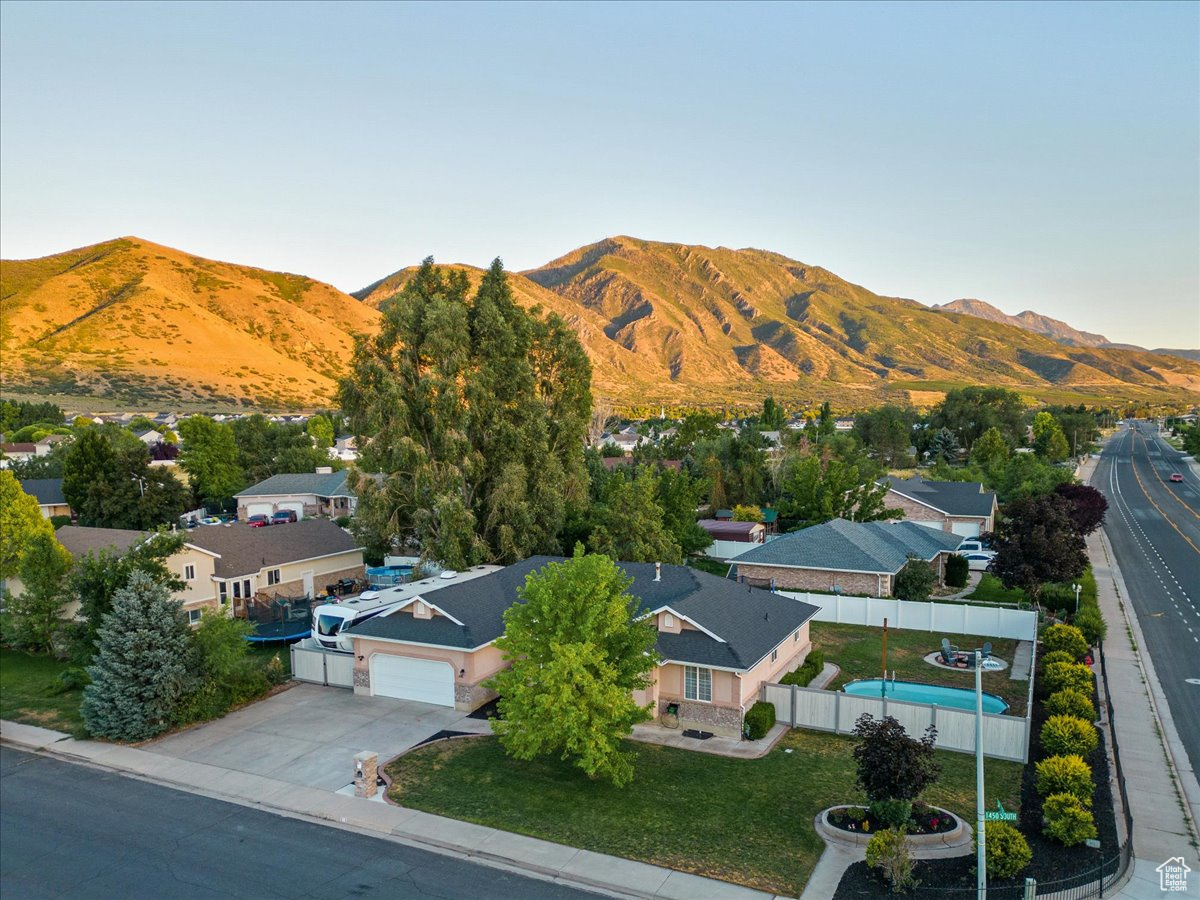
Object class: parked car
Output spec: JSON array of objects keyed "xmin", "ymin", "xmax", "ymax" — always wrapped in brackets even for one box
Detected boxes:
[
  {"xmin": 960, "ymin": 551, "xmax": 995, "ymax": 572},
  {"xmin": 271, "ymin": 509, "xmax": 298, "ymax": 524},
  {"xmin": 1169, "ymin": 473, "xmax": 1184, "ymax": 483},
  {"xmin": 247, "ymin": 514, "xmax": 272, "ymax": 527}
]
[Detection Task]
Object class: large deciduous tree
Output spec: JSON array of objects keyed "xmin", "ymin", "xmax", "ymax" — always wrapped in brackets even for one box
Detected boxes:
[
  {"xmin": 81, "ymin": 571, "xmax": 191, "ymax": 741},
  {"xmin": 339, "ymin": 258, "xmax": 591, "ymax": 567},
  {"xmin": 1052, "ymin": 483, "xmax": 1108, "ymax": 536},
  {"xmin": 853, "ymin": 404, "xmax": 916, "ymax": 468},
  {"xmin": 5, "ymin": 532, "xmax": 73, "ymax": 653},
  {"xmin": 988, "ymin": 494, "xmax": 1087, "ymax": 604},
  {"xmin": 0, "ymin": 470, "xmax": 55, "ymax": 580},
  {"xmin": 490, "ymin": 549, "xmax": 658, "ymax": 786},
  {"xmin": 777, "ymin": 447, "xmax": 898, "ymax": 530},
  {"xmin": 61, "ymin": 428, "xmax": 187, "ymax": 529},
  {"xmin": 931, "ymin": 387, "xmax": 1026, "ymax": 452},
  {"xmin": 178, "ymin": 416, "xmax": 245, "ymax": 506}
]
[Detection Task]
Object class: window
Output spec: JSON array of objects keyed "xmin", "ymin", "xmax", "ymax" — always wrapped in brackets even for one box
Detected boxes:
[
  {"xmin": 232, "ymin": 582, "xmax": 241, "ymax": 599},
  {"xmin": 184, "ymin": 564, "xmax": 195, "ymax": 581},
  {"xmin": 771, "ymin": 648, "xmax": 778, "ymax": 663},
  {"xmin": 219, "ymin": 583, "xmax": 227, "ymax": 603},
  {"xmin": 267, "ymin": 569, "xmax": 281, "ymax": 586},
  {"xmin": 664, "ymin": 613, "xmax": 674, "ymax": 628},
  {"xmin": 243, "ymin": 579, "xmax": 251, "ymax": 598},
  {"xmin": 188, "ymin": 609, "xmax": 202, "ymax": 625},
  {"xmin": 684, "ymin": 665, "xmax": 712, "ymax": 702},
  {"xmin": 415, "ymin": 601, "xmax": 425, "ymax": 615}
]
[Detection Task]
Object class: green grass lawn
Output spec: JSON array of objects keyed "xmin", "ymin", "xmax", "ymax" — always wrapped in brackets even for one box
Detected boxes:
[
  {"xmin": 0, "ymin": 648, "xmax": 85, "ymax": 735},
  {"xmin": 810, "ymin": 622, "xmax": 1026, "ymax": 716},
  {"xmin": 966, "ymin": 574, "xmax": 1028, "ymax": 605},
  {"xmin": 687, "ymin": 557, "xmax": 732, "ymax": 578},
  {"xmin": 387, "ymin": 729, "xmax": 1023, "ymax": 895}
]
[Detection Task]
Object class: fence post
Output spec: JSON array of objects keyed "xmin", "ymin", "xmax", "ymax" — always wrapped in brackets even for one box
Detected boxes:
[
  {"xmin": 791, "ymin": 684, "xmax": 798, "ymax": 727},
  {"xmin": 834, "ymin": 690, "xmax": 841, "ymax": 734},
  {"xmin": 1023, "ymin": 876, "xmax": 1036, "ymax": 899},
  {"xmin": 322, "ymin": 650, "xmax": 330, "ymax": 687},
  {"xmin": 930, "ymin": 704, "xmax": 937, "ymax": 744}
]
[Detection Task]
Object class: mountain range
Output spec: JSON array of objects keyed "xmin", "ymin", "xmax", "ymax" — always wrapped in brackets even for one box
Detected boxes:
[{"xmin": 2, "ymin": 235, "xmax": 1197, "ymax": 410}]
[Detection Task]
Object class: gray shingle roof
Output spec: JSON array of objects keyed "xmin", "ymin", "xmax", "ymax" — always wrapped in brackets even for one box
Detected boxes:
[
  {"xmin": 19, "ymin": 478, "xmax": 66, "ymax": 507},
  {"xmin": 734, "ymin": 519, "xmax": 963, "ymax": 575},
  {"xmin": 55, "ymin": 525, "xmax": 148, "ymax": 558},
  {"xmin": 881, "ymin": 476, "xmax": 997, "ymax": 518},
  {"xmin": 185, "ymin": 519, "xmax": 361, "ymax": 578},
  {"xmin": 235, "ymin": 470, "xmax": 352, "ymax": 499},
  {"xmin": 349, "ymin": 557, "xmax": 820, "ymax": 671}
]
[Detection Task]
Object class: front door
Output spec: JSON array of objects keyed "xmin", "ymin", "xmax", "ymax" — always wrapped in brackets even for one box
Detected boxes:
[{"xmin": 303, "ymin": 570, "xmax": 314, "ymax": 599}]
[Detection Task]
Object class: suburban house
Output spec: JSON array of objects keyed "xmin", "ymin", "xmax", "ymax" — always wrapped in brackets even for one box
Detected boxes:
[
  {"xmin": 733, "ymin": 518, "xmax": 964, "ymax": 596},
  {"xmin": 183, "ymin": 519, "xmax": 364, "ymax": 620},
  {"xmin": 879, "ymin": 476, "xmax": 998, "ymax": 537},
  {"xmin": 234, "ymin": 468, "xmax": 357, "ymax": 521},
  {"xmin": 0, "ymin": 443, "xmax": 38, "ymax": 467},
  {"xmin": 19, "ymin": 478, "xmax": 71, "ymax": 519},
  {"xmin": 344, "ymin": 557, "xmax": 820, "ymax": 736}
]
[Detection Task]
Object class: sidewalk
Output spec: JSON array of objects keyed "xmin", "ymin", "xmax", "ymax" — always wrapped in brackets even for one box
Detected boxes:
[{"xmin": 0, "ymin": 720, "xmax": 779, "ymax": 900}]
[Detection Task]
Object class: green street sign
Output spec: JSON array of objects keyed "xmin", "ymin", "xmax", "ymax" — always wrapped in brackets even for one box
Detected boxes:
[{"xmin": 983, "ymin": 800, "xmax": 1018, "ymax": 822}]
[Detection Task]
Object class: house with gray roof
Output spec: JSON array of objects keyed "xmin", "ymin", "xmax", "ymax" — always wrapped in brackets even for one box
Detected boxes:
[
  {"xmin": 19, "ymin": 478, "xmax": 71, "ymax": 519},
  {"xmin": 733, "ymin": 518, "xmax": 964, "ymax": 597},
  {"xmin": 345, "ymin": 556, "xmax": 820, "ymax": 736},
  {"xmin": 879, "ymin": 476, "xmax": 998, "ymax": 537},
  {"xmin": 234, "ymin": 467, "xmax": 357, "ymax": 521}
]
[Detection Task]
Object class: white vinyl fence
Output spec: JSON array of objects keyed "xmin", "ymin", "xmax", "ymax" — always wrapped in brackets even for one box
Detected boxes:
[
  {"xmin": 777, "ymin": 591, "xmax": 1038, "ymax": 642},
  {"xmin": 291, "ymin": 638, "xmax": 355, "ymax": 688},
  {"xmin": 763, "ymin": 682, "xmax": 1030, "ymax": 762},
  {"xmin": 701, "ymin": 540, "xmax": 759, "ymax": 561}
]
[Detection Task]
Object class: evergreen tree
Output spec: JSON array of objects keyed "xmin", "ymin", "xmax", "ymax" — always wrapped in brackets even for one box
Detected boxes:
[
  {"xmin": 760, "ymin": 395, "xmax": 786, "ymax": 430},
  {"xmin": 490, "ymin": 549, "xmax": 658, "ymax": 786},
  {"xmin": 853, "ymin": 404, "xmax": 916, "ymax": 468},
  {"xmin": 340, "ymin": 258, "xmax": 591, "ymax": 567},
  {"xmin": 6, "ymin": 532, "xmax": 73, "ymax": 653},
  {"xmin": 81, "ymin": 571, "xmax": 192, "ymax": 741}
]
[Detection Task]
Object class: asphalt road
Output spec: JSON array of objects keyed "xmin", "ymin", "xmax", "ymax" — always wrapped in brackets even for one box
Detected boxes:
[
  {"xmin": 0, "ymin": 747, "xmax": 600, "ymax": 900},
  {"xmin": 1091, "ymin": 422, "xmax": 1200, "ymax": 779}
]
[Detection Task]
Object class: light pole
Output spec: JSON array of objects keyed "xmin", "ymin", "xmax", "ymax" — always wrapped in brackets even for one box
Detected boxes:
[
  {"xmin": 975, "ymin": 648, "xmax": 987, "ymax": 900},
  {"xmin": 1072, "ymin": 582, "xmax": 1082, "ymax": 615},
  {"xmin": 131, "ymin": 475, "xmax": 145, "ymax": 497}
]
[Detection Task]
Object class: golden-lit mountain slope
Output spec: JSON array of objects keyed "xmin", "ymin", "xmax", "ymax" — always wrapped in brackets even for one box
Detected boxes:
[{"xmin": 1, "ymin": 237, "xmax": 380, "ymax": 408}]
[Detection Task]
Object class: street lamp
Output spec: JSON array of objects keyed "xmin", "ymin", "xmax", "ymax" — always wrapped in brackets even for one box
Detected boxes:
[
  {"xmin": 1072, "ymin": 582, "xmax": 1082, "ymax": 615},
  {"xmin": 975, "ymin": 648, "xmax": 987, "ymax": 900},
  {"xmin": 131, "ymin": 475, "xmax": 145, "ymax": 497}
]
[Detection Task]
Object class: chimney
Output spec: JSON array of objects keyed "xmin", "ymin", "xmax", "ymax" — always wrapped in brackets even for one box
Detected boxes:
[{"xmin": 655, "ymin": 562, "xmax": 661, "ymax": 582}]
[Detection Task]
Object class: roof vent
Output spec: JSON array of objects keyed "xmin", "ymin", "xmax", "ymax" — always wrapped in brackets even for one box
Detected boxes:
[
  {"xmin": 360, "ymin": 591, "xmax": 380, "ymax": 601},
  {"xmin": 655, "ymin": 562, "xmax": 661, "ymax": 582},
  {"xmin": 440, "ymin": 570, "xmax": 458, "ymax": 580}
]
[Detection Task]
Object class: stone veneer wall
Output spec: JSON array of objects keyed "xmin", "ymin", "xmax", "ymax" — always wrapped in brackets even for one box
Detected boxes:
[
  {"xmin": 455, "ymin": 681, "xmax": 498, "ymax": 712},
  {"xmin": 737, "ymin": 563, "xmax": 889, "ymax": 597},
  {"xmin": 658, "ymin": 698, "xmax": 745, "ymax": 738}
]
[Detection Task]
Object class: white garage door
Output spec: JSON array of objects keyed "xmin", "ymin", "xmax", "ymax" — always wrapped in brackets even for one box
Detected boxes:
[
  {"xmin": 951, "ymin": 521, "xmax": 981, "ymax": 538},
  {"xmin": 370, "ymin": 655, "xmax": 455, "ymax": 707},
  {"xmin": 277, "ymin": 501, "xmax": 304, "ymax": 520},
  {"xmin": 246, "ymin": 503, "xmax": 273, "ymax": 517},
  {"xmin": 913, "ymin": 520, "xmax": 944, "ymax": 531}
]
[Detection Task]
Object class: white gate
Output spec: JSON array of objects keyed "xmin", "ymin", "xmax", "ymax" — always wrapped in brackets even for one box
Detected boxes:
[{"xmin": 290, "ymin": 639, "xmax": 355, "ymax": 689}]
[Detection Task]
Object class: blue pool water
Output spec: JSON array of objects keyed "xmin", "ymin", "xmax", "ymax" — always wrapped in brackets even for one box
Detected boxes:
[
  {"xmin": 366, "ymin": 565, "xmax": 413, "ymax": 586},
  {"xmin": 843, "ymin": 679, "xmax": 1009, "ymax": 714}
]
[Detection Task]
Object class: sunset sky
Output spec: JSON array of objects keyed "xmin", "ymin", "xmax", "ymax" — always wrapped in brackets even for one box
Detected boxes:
[{"xmin": 2, "ymin": 1, "xmax": 1197, "ymax": 348}]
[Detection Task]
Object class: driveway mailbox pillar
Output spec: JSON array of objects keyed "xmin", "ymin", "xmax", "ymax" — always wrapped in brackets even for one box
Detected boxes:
[{"xmin": 353, "ymin": 751, "xmax": 378, "ymax": 798}]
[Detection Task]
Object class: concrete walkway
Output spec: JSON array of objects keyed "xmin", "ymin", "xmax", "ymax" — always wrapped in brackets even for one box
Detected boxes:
[{"xmin": 0, "ymin": 720, "xmax": 779, "ymax": 900}]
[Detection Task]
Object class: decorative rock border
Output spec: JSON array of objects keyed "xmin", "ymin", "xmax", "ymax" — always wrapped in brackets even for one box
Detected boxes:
[
  {"xmin": 815, "ymin": 804, "xmax": 970, "ymax": 851},
  {"xmin": 922, "ymin": 650, "xmax": 1008, "ymax": 673}
]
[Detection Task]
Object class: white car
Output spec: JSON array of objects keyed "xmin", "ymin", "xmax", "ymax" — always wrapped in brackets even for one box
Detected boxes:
[{"xmin": 959, "ymin": 551, "xmax": 995, "ymax": 572}]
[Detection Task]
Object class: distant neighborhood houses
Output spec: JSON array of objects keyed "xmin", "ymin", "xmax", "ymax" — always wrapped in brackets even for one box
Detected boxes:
[{"xmin": 235, "ymin": 468, "xmax": 359, "ymax": 521}]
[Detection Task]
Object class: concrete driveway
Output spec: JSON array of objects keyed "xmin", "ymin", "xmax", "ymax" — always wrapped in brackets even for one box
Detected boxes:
[{"xmin": 146, "ymin": 683, "xmax": 486, "ymax": 791}]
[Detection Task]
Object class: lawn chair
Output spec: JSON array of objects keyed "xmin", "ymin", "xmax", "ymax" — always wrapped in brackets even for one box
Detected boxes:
[
  {"xmin": 981, "ymin": 641, "xmax": 992, "ymax": 662},
  {"xmin": 940, "ymin": 638, "xmax": 959, "ymax": 666}
]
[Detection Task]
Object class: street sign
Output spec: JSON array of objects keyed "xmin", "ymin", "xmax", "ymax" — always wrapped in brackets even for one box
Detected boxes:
[{"xmin": 984, "ymin": 800, "xmax": 1018, "ymax": 822}]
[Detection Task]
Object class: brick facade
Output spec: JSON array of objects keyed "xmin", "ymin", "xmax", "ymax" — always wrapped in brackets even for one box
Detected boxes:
[
  {"xmin": 885, "ymin": 490, "xmax": 991, "ymax": 535},
  {"xmin": 736, "ymin": 563, "xmax": 889, "ymax": 597},
  {"xmin": 274, "ymin": 564, "xmax": 365, "ymax": 599}
]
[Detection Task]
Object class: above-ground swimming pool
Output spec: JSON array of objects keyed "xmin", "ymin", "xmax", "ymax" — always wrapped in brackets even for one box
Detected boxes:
[
  {"xmin": 843, "ymin": 679, "xmax": 1009, "ymax": 714},
  {"xmin": 365, "ymin": 565, "xmax": 414, "ymax": 587}
]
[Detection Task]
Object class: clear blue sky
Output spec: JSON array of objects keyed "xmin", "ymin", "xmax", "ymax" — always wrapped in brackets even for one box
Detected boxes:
[{"xmin": 2, "ymin": 0, "xmax": 1197, "ymax": 348}]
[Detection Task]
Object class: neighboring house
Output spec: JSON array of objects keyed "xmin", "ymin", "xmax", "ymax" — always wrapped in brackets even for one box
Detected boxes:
[
  {"xmin": 19, "ymin": 478, "xmax": 71, "ymax": 519},
  {"xmin": 345, "ymin": 557, "xmax": 820, "ymax": 736},
  {"xmin": 734, "ymin": 518, "xmax": 964, "ymax": 597},
  {"xmin": 184, "ymin": 519, "xmax": 364, "ymax": 619},
  {"xmin": 879, "ymin": 476, "xmax": 998, "ymax": 537},
  {"xmin": 0, "ymin": 443, "xmax": 38, "ymax": 467},
  {"xmin": 697, "ymin": 519, "xmax": 766, "ymax": 544},
  {"xmin": 234, "ymin": 468, "xmax": 357, "ymax": 520},
  {"xmin": 36, "ymin": 433, "xmax": 72, "ymax": 453},
  {"xmin": 834, "ymin": 418, "xmax": 855, "ymax": 432},
  {"xmin": 330, "ymin": 435, "xmax": 358, "ymax": 462},
  {"xmin": 134, "ymin": 429, "xmax": 164, "ymax": 447}
]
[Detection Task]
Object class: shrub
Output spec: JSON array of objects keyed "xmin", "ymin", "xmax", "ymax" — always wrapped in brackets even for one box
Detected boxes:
[
  {"xmin": 743, "ymin": 701, "xmax": 776, "ymax": 740},
  {"xmin": 870, "ymin": 799, "xmax": 913, "ymax": 830},
  {"xmin": 1043, "ymin": 661, "xmax": 1094, "ymax": 695},
  {"xmin": 866, "ymin": 827, "xmax": 916, "ymax": 892},
  {"xmin": 853, "ymin": 714, "xmax": 941, "ymax": 805},
  {"xmin": 264, "ymin": 653, "xmax": 287, "ymax": 685},
  {"xmin": 1042, "ymin": 623, "xmax": 1089, "ymax": 659},
  {"xmin": 1041, "ymin": 715, "xmax": 1099, "ymax": 758},
  {"xmin": 978, "ymin": 820, "xmax": 1031, "ymax": 879},
  {"xmin": 945, "ymin": 553, "xmax": 969, "ymax": 588},
  {"xmin": 1039, "ymin": 650, "xmax": 1076, "ymax": 669},
  {"xmin": 894, "ymin": 557, "xmax": 936, "ymax": 602},
  {"xmin": 49, "ymin": 514, "xmax": 72, "ymax": 530},
  {"xmin": 1042, "ymin": 792, "xmax": 1097, "ymax": 846},
  {"xmin": 54, "ymin": 667, "xmax": 90, "ymax": 693},
  {"xmin": 1073, "ymin": 607, "xmax": 1106, "ymax": 646},
  {"xmin": 1046, "ymin": 688, "xmax": 1096, "ymax": 723},
  {"xmin": 1035, "ymin": 754, "xmax": 1093, "ymax": 805},
  {"xmin": 334, "ymin": 516, "xmax": 351, "ymax": 528},
  {"xmin": 1040, "ymin": 583, "xmax": 1075, "ymax": 616},
  {"xmin": 781, "ymin": 649, "xmax": 825, "ymax": 686}
]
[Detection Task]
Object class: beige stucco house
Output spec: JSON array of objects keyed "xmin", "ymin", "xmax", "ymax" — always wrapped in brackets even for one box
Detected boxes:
[{"xmin": 345, "ymin": 557, "xmax": 821, "ymax": 737}]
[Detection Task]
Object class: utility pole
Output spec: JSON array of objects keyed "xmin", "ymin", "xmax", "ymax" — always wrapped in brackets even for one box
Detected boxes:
[{"xmin": 976, "ymin": 648, "xmax": 987, "ymax": 900}]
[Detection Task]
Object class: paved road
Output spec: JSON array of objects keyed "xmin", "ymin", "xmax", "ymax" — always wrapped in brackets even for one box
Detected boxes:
[
  {"xmin": 1091, "ymin": 422, "xmax": 1200, "ymax": 779},
  {"xmin": 0, "ymin": 747, "xmax": 599, "ymax": 900}
]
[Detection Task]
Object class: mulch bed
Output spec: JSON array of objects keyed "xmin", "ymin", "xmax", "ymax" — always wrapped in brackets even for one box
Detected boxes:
[
  {"xmin": 827, "ymin": 803, "xmax": 957, "ymax": 837},
  {"xmin": 835, "ymin": 665, "xmax": 1122, "ymax": 898}
]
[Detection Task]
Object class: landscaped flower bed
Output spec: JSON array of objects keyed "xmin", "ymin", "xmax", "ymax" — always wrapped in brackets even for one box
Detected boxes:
[{"xmin": 826, "ymin": 802, "xmax": 957, "ymax": 837}]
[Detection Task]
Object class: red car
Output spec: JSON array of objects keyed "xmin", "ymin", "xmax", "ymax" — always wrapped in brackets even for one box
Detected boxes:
[
  {"xmin": 247, "ymin": 514, "xmax": 272, "ymax": 527},
  {"xmin": 1169, "ymin": 473, "xmax": 1184, "ymax": 483}
]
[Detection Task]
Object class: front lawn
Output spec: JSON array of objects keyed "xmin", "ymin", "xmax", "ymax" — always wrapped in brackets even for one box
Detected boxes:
[
  {"xmin": 387, "ymin": 729, "xmax": 1023, "ymax": 895},
  {"xmin": 810, "ymin": 622, "xmax": 1026, "ymax": 716},
  {"xmin": 0, "ymin": 648, "xmax": 85, "ymax": 735},
  {"xmin": 966, "ymin": 574, "xmax": 1027, "ymax": 605}
]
